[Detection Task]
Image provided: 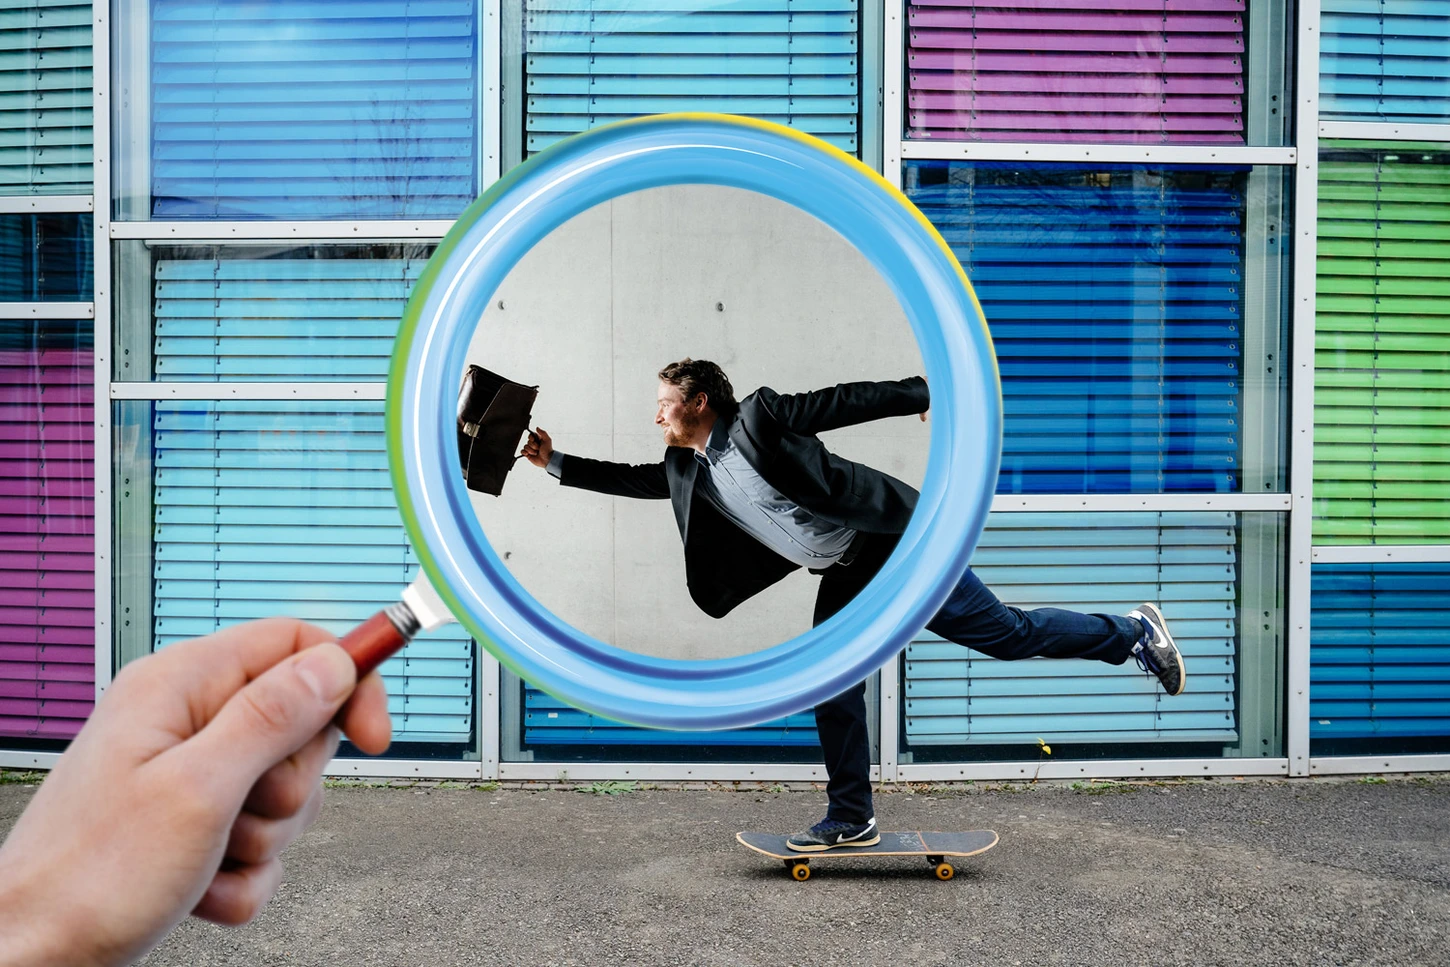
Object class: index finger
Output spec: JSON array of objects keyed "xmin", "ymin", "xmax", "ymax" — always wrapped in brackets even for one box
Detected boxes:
[{"xmin": 143, "ymin": 618, "xmax": 341, "ymax": 741}]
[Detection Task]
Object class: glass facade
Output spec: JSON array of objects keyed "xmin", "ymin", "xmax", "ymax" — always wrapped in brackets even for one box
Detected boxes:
[{"xmin": 0, "ymin": 1, "xmax": 1445, "ymax": 772}]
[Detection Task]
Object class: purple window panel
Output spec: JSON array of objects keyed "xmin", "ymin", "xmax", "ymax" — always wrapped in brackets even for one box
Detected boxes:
[
  {"xmin": 0, "ymin": 349, "xmax": 95, "ymax": 741},
  {"xmin": 906, "ymin": 1, "xmax": 1246, "ymax": 144}
]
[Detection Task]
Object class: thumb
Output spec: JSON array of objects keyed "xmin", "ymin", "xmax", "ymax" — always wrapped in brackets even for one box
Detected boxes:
[{"xmin": 184, "ymin": 642, "xmax": 357, "ymax": 801}]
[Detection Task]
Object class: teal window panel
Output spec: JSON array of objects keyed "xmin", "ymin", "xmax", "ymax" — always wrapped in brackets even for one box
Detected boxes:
[
  {"xmin": 1320, "ymin": 0, "xmax": 1450, "ymax": 123},
  {"xmin": 1311, "ymin": 563, "xmax": 1450, "ymax": 749},
  {"xmin": 150, "ymin": 250, "xmax": 430, "ymax": 381},
  {"xmin": 904, "ymin": 511, "xmax": 1239, "ymax": 747},
  {"xmin": 0, "ymin": 1, "xmax": 93, "ymax": 195},
  {"xmin": 149, "ymin": 0, "xmax": 479, "ymax": 218},
  {"xmin": 524, "ymin": 0, "xmax": 860, "ymax": 155},
  {"xmin": 151, "ymin": 401, "xmax": 475, "ymax": 744}
]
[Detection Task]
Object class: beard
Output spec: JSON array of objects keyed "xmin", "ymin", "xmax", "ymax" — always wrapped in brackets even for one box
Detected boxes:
[{"xmin": 662, "ymin": 408, "xmax": 705, "ymax": 447}]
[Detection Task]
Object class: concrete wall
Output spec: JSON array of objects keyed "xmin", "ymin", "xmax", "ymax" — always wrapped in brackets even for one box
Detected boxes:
[{"xmin": 466, "ymin": 185, "xmax": 927, "ymax": 660}]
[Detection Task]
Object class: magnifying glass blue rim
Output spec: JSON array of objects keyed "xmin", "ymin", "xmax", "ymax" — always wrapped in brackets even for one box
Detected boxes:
[{"xmin": 389, "ymin": 113, "xmax": 1001, "ymax": 731}]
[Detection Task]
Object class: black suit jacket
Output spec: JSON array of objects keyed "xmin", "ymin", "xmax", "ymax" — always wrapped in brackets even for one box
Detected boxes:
[{"xmin": 557, "ymin": 377, "xmax": 929, "ymax": 618}]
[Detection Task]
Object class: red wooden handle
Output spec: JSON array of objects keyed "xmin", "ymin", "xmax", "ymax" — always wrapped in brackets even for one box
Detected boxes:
[{"xmin": 338, "ymin": 610, "xmax": 406, "ymax": 679}]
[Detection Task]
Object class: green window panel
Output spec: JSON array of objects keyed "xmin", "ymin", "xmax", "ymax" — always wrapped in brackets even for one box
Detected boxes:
[
  {"xmin": 1315, "ymin": 141, "xmax": 1450, "ymax": 545},
  {"xmin": 0, "ymin": 1, "xmax": 92, "ymax": 195}
]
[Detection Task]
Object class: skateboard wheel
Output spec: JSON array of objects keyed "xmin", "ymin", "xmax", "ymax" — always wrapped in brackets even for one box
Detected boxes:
[
  {"xmin": 934, "ymin": 862, "xmax": 955, "ymax": 881},
  {"xmin": 790, "ymin": 863, "xmax": 811, "ymax": 881}
]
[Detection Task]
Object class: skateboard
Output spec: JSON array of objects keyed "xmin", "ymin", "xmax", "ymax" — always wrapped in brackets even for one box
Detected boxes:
[{"xmin": 736, "ymin": 830, "xmax": 998, "ymax": 881}]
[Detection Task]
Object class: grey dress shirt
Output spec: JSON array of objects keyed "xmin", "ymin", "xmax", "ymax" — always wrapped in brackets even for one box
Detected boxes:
[{"xmin": 547, "ymin": 417, "xmax": 857, "ymax": 569}]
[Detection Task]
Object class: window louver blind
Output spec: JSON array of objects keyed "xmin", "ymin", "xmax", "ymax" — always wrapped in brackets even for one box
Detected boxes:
[
  {"xmin": 0, "ymin": 326, "xmax": 93, "ymax": 740},
  {"xmin": 151, "ymin": 402, "xmax": 474, "ymax": 743},
  {"xmin": 0, "ymin": 0, "xmax": 92, "ymax": 195},
  {"xmin": 1320, "ymin": 0, "xmax": 1450, "ymax": 123},
  {"xmin": 152, "ymin": 254, "xmax": 427, "ymax": 381},
  {"xmin": 523, "ymin": 683, "xmax": 817, "ymax": 747},
  {"xmin": 150, "ymin": 0, "xmax": 478, "ymax": 219},
  {"xmin": 905, "ymin": 512, "xmax": 1238, "ymax": 745},
  {"xmin": 1311, "ymin": 563, "xmax": 1450, "ymax": 741},
  {"xmin": 1315, "ymin": 142, "xmax": 1450, "ymax": 544},
  {"xmin": 905, "ymin": 161, "xmax": 1246, "ymax": 493},
  {"xmin": 905, "ymin": 0, "xmax": 1246, "ymax": 144},
  {"xmin": 524, "ymin": 0, "xmax": 861, "ymax": 155}
]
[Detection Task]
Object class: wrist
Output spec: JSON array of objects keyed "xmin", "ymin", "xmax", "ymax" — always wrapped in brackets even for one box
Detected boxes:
[{"xmin": 0, "ymin": 854, "xmax": 79, "ymax": 967}]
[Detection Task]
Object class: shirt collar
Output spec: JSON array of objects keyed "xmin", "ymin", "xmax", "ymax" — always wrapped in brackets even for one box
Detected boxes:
[{"xmin": 694, "ymin": 415, "xmax": 733, "ymax": 467}]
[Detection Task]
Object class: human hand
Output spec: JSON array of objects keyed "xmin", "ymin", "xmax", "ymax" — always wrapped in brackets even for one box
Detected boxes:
[
  {"xmin": 520, "ymin": 427, "xmax": 554, "ymax": 468},
  {"xmin": 0, "ymin": 618, "xmax": 392, "ymax": 967}
]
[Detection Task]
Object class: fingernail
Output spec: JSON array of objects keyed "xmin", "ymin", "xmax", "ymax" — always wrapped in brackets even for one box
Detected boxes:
[{"xmin": 294, "ymin": 644, "xmax": 355, "ymax": 703}]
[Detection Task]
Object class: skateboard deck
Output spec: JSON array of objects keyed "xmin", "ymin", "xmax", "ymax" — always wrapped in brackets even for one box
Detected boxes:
[{"xmin": 736, "ymin": 830, "xmax": 998, "ymax": 881}]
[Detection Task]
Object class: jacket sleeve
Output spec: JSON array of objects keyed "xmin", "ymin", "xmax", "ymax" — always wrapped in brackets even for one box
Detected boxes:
[
  {"xmin": 759, "ymin": 377, "xmax": 929, "ymax": 435},
  {"xmin": 556, "ymin": 453, "xmax": 671, "ymax": 500}
]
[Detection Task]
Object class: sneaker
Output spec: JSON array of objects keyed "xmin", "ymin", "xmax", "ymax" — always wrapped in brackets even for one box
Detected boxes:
[
  {"xmin": 1127, "ymin": 602, "xmax": 1185, "ymax": 696},
  {"xmin": 786, "ymin": 816, "xmax": 880, "ymax": 852}
]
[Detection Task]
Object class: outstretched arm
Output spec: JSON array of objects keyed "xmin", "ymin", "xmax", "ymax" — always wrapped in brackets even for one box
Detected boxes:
[
  {"xmin": 761, "ymin": 377, "xmax": 929, "ymax": 435},
  {"xmin": 520, "ymin": 427, "xmax": 670, "ymax": 499}
]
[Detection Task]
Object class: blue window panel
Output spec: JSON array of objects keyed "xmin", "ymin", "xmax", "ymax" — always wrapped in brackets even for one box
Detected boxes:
[
  {"xmin": 905, "ymin": 162, "xmax": 1250, "ymax": 494},
  {"xmin": 0, "ymin": 213, "xmax": 91, "ymax": 300},
  {"xmin": 904, "ymin": 512, "xmax": 1239, "ymax": 746},
  {"xmin": 151, "ymin": 401, "xmax": 475, "ymax": 744},
  {"xmin": 149, "ymin": 0, "xmax": 478, "ymax": 219},
  {"xmin": 0, "ymin": 1, "xmax": 93, "ymax": 195},
  {"xmin": 151, "ymin": 251, "xmax": 429, "ymax": 381},
  {"xmin": 524, "ymin": 0, "xmax": 860, "ymax": 156},
  {"xmin": 522, "ymin": 686, "xmax": 819, "ymax": 747},
  {"xmin": 1311, "ymin": 563, "xmax": 1450, "ymax": 744},
  {"xmin": 1320, "ymin": 0, "xmax": 1450, "ymax": 123}
]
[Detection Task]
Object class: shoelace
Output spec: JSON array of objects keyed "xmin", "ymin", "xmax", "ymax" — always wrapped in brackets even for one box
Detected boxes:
[{"xmin": 1131, "ymin": 616, "xmax": 1159, "ymax": 677}]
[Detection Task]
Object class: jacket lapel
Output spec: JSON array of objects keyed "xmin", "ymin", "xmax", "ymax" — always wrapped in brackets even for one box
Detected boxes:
[{"xmin": 667, "ymin": 447, "xmax": 698, "ymax": 543}]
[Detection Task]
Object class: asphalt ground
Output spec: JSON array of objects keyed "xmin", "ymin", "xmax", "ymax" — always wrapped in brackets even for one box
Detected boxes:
[{"xmin": 3, "ymin": 773, "xmax": 1448, "ymax": 966}]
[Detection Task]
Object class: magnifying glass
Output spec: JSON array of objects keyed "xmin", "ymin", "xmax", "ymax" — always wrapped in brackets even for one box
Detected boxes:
[{"xmin": 336, "ymin": 113, "xmax": 1001, "ymax": 732}]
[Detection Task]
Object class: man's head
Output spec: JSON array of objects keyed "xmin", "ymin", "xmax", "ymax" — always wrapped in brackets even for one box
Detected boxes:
[{"xmin": 656, "ymin": 358, "xmax": 737, "ymax": 449}]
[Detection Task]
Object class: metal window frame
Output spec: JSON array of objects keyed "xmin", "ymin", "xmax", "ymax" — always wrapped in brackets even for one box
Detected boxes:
[
  {"xmin": 0, "ymin": 304, "xmax": 95, "ymax": 319},
  {"xmin": 1312, "ymin": 546, "xmax": 1450, "ymax": 565},
  {"xmin": 1319, "ymin": 121, "xmax": 1450, "ymax": 143},
  {"xmin": 1287, "ymin": 0, "xmax": 1322, "ymax": 778},
  {"xmin": 95, "ymin": 0, "xmax": 115, "ymax": 700},
  {"xmin": 0, "ymin": 197, "xmax": 94, "ymax": 214}
]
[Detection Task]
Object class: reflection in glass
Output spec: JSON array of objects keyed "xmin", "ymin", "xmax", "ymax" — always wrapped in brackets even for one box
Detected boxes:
[
  {"xmin": 905, "ymin": 160, "xmax": 1291, "ymax": 495},
  {"xmin": 0, "ymin": 213, "xmax": 93, "ymax": 301},
  {"xmin": 0, "ymin": 320, "xmax": 94, "ymax": 741}
]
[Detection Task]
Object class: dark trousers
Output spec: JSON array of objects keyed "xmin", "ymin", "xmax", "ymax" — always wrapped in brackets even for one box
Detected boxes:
[{"xmin": 811, "ymin": 534, "xmax": 1143, "ymax": 824}]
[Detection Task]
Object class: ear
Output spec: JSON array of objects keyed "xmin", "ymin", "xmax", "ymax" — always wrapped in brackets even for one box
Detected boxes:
[{"xmin": 692, "ymin": 392, "xmax": 709, "ymax": 412}]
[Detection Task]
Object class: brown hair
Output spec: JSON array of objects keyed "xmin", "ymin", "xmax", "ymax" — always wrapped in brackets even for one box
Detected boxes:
[{"xmin": 658, "ymin": 358, "xmax": 738, "ymax": 418}]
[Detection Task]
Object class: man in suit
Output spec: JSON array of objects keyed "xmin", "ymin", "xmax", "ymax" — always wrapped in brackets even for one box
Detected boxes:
[{"xmin": 521, "ymin": 358, "xmax": 1184, "ymax": 851}]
